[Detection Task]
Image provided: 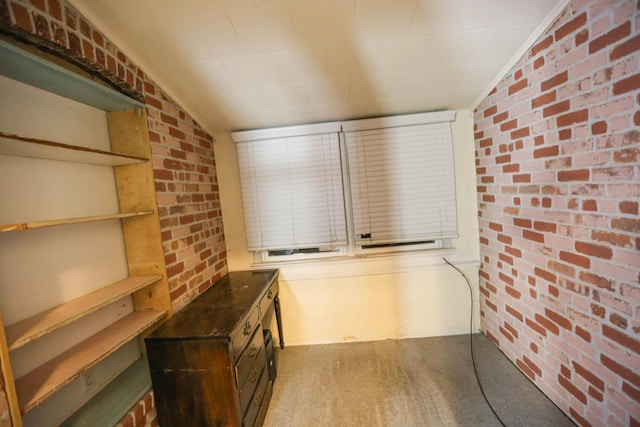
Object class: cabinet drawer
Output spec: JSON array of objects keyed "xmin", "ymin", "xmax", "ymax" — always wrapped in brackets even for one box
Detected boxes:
[
  {"xmin": 236, "ymin": 327, "xmax": 265, "ymax": 387},
  {"xmin": 238, "ymin": 349, "xmax": 267, "ymax": 415},
  {"xmin": 259, "ymin": 279, "xmax": 279, "ymax": 318},
  {"xmin": 254, "ymin": 381, "xmax": 273, "ymax": 427},
  {"xmin": 231, "ymin": 306, "xmax": 260, "ymax": 359},
  {"xmin": 242, "ymin": 368, "xmax": 269, "ymax": 427}
]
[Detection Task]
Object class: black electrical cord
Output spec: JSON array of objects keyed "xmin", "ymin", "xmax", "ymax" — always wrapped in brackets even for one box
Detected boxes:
[{"xmin": 443, "ymin": 257, "xmax": 506, "ymax": 427}]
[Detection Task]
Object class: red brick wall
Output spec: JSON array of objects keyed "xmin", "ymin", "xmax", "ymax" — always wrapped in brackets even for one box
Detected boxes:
[
  {"xmin": 0, "ymin": 0, "xmax": 228, "ymax": 425},
  {"xmin": 474, "ymin": 1, "xmax": 639, "ymax": 426},
  {"xmin": 115, "ymin": 391, "xmax": 158, "ymax": 427}
]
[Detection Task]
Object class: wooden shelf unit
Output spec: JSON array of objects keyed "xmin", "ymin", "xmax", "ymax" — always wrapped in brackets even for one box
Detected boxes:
[
  {"xmin": 15, "ymin": 310, "xmax": 166, "ymax": 414},
  {"xmin": 0, "ymin": 40, "xmax": 172, "ymax": 427},
  {"xmin": 6, "ymin": 275, "xmax": 163, "ymax": 351}
]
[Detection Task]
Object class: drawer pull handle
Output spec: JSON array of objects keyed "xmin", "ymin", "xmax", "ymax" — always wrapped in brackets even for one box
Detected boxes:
[
  {"xmin": 253, "ymin": 392, "xmax": 263, "ymax": 407},
  {"xmin": 243, "ymin": 321, "xmax": 252, "ymax": 336},
  {"xmin": 267, "ymin": 289, "xmax": 274, "ymax": 299},
  {"xmin": 250, "ymin": 368, "xmax": 259, "ymax": 383},
  {"xmin": 245, "ymin": 344, "xmax": 257, "ymax": 358}
]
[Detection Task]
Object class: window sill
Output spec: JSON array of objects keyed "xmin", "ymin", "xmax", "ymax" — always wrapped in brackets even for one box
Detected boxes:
[{"xmin": 251, "ymin": 248, "xmax": 479, "ymax": 281}]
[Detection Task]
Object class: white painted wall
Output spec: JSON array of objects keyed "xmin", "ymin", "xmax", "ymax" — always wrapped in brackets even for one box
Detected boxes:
[{"xmin": 215, "ymin": 109, "xmax": 480, "ymax": 346}]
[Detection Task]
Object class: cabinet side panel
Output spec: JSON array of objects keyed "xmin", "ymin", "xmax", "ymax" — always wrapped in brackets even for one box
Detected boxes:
[
  {"xmin": 107, "ymin": 109, "xmax": 150, "ymax": 159},
  {"xmin": 146, "ymin": 339, "xmax": 240, "ymax": 427},
  {"xmin": 108, "ymin": 110, "xmax": 172, "ymax": 316},
  {"xmin": 119, "ymin": 211, "xmax": 171, "ymax": 314}
]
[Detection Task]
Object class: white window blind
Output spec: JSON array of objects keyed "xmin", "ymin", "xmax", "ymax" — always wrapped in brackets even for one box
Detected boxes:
[
  {"xmin": 343, "ymin": 113, "xmax": 457, "ymax": 246},
  {"xmin": 234, "ymin": 124, "xmax": 347, "ymax": 251}
]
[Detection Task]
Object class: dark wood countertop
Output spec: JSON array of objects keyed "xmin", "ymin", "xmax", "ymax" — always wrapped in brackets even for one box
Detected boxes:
[{"xmin": 145, "ymin": 269, "xmax": 278, "ymax": 341}]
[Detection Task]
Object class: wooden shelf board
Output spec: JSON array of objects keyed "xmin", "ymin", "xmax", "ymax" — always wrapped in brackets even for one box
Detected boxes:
[
  {"xmin": 0, "ymin": 210, "xmax": 154, "ymax": 233},
  {"xmin": 6, "ymin": 275, "xmax": 163, "ymax": 351},
  {"xmin": 15, "ymin": 310, "xmax": 166, "ymax": 414},
  {"xmin": 0, "ymin": 133, "xmax": 148, "ymax": 166}
]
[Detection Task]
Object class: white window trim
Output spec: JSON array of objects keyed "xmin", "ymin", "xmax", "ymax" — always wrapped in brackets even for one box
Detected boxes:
[{"xmin": 251, "ymin": 247, "xmax": 478, "ymax": 281}]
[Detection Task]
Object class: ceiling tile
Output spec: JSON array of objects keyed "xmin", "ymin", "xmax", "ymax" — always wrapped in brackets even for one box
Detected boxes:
[
  {"xmin": 274, "ymin": 49, "xmax": 329, "ymax": 83},
  {"xmin": 253, "ymin": 0, "xmax": 306, "ymax": 6},
  {"xmin": 476, "ymin": 25, "xmax": 537, "ymax": 64},
  {"xmin": 376, "ymin": 28, "xmax": 523, "ymax": 78},
  {"xmin": 103, "ymin": 25, "xmax": 169, "ymax": 65},
  {"xmin": 261, "ymin": 84, "xmax": 309, "ymax": 109},
  {"xmin": 409, "ymin": 0, "xmax": 480, "ymax": 35},
  {"xmin": 409, "ymin": 0, "xmax": 534, "ymax": 35},
  {"xmin": 333, "ymin": 102, "xmax": 368, "ymax": 119},
  {"xmin": 326, "ymin": 42, "xmax": 379, "ymax": 79},
  {"xmin": 223, "ymin": 54, "xmax": 281, "ymax": 88},
  {"xmin": 470, "ymin": 0, "xmax": 538, "ymax": 28},
  {"xmin": 223, "ymin": 108, "xmax": 266, "ymax": 131},
  {"xmin": 291, "ymin": 0, "xmax": 356, "ymax": 47},
  {"xmin": 349, "ymin": 78, "xmax": 372, "ymax": 104},
  {"xmin": 376, "ymin": 35, "xmax": 486, "ymax": 73},
  {"xmin": 154, "ymin": 60, "xmax": 237, "ymax": 100},
  {"xmin": 252, "ymin": 108, "xmax": 296, "ymax": 129},
  {"xmin": 111, "ymin": 18, "xmax": 243, "ymax": 65},
  {"xmin": 192, "ymin": 60, "xmax": 238, "ymax": 89},
  {"xmin": 353, "ymin": 0, "xmax": 419, "ymax": 41},
  {"xmin": 225, "ymin": 88, "xmax": 272, "ymax": 111},
  {"xmin": 382, "ymin": 90, "xmax": 474, "ymax": 114},
  {"xmin": 179, "ymin": 95, "xmax": 236, "ymax": 131},
  {"xmin": 292, "ymin": 100, "xmax": 369, "ymax": 123},
  {"xmin": 78, "ymin": 0, "xmax": 255, "ymax": 27},
  {"xmin": 391, "ymin": 68, "xmax": 446, "ymax": 98},
  {"xmin": 381, "ymin": 95, "xmax": 435, "ymax": 114},
  {"xmin": 523, "ymin": 0, "xmax": 567, "ymax": 26},
  {"xmin": 305, "ymin": 79, "xmax": 350, "ymax": 105},
  {"xmin": 68, "ymin": 0, "xmax": 564, "ymax": 133},
  {"xmin": 350, "ymin": 74, "xmax": 396, "ymax": 103},
  {"xmin": 228, "ymin": 5, "xmax": 301, "ymax": 54},
  {"xmin": 291, "ymin": 104, "xmax": 337, "ymax": 124},
  {"xmin": 417, "ymin": 31, "xmax": 490, "ymax": 68},
  {"xmin": 390, "ymin": 65, "xmax": 488, "ymax": 99},
  {"xmin": 164, "ymin": 13, "xmax": 244, "ymax": 62},
  {"xmin": 376, "ymin": 32, "xmax": 492, "ymax": 75},
  {"xmin": 375, "ymin": 38, "xmax": 421, "ymax": 74}
]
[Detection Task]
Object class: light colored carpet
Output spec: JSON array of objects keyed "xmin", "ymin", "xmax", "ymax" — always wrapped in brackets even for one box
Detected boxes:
[{"xmin": 263, "ymin": 334, "xmax": 574, "ymax": 427}]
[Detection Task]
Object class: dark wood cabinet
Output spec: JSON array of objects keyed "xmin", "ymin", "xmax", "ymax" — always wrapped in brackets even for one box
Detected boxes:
[{"xmin": 145, "ymin": 270, "xmax": 282, "ymax": 427}]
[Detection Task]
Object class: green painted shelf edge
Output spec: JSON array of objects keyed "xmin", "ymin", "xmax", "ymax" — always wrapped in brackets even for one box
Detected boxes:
[
  {"xmin": 60, "ymin": 357, "xmax": 152, "ymax": 427},
  {"xmin": 0, "ymin": 40, "xmax": 144, "ymax": 111}
]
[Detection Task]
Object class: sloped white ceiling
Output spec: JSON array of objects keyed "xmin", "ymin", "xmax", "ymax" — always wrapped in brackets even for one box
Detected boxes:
[{"xmin": 69, "ymin": 0, "xmax": 567, "ymax": 134}]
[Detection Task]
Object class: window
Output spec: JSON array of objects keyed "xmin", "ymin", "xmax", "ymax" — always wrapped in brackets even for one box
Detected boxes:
[
  {"xmin": 232, "ymin": 111, "xmax": 457, "ymax": 261},
  {"xmin": 342, "ymin": 111, "xmax": 457, "ymax": 254},
  {"xmin": 233, "ymin": 122, "xmax": 347, "ymax": 259}
]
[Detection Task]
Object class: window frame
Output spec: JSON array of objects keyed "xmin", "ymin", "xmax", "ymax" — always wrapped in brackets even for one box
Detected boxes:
[
  {"xmin": 341, "ymin": 111, "xmax": 457, "ymax": 256},
  {"xmin": 233, "ymin": 111, "xmax": 458, "ymax": 263},
  {"xmin": 233, "ymin": 121, "xmax": 347, "ymax": 254}
]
